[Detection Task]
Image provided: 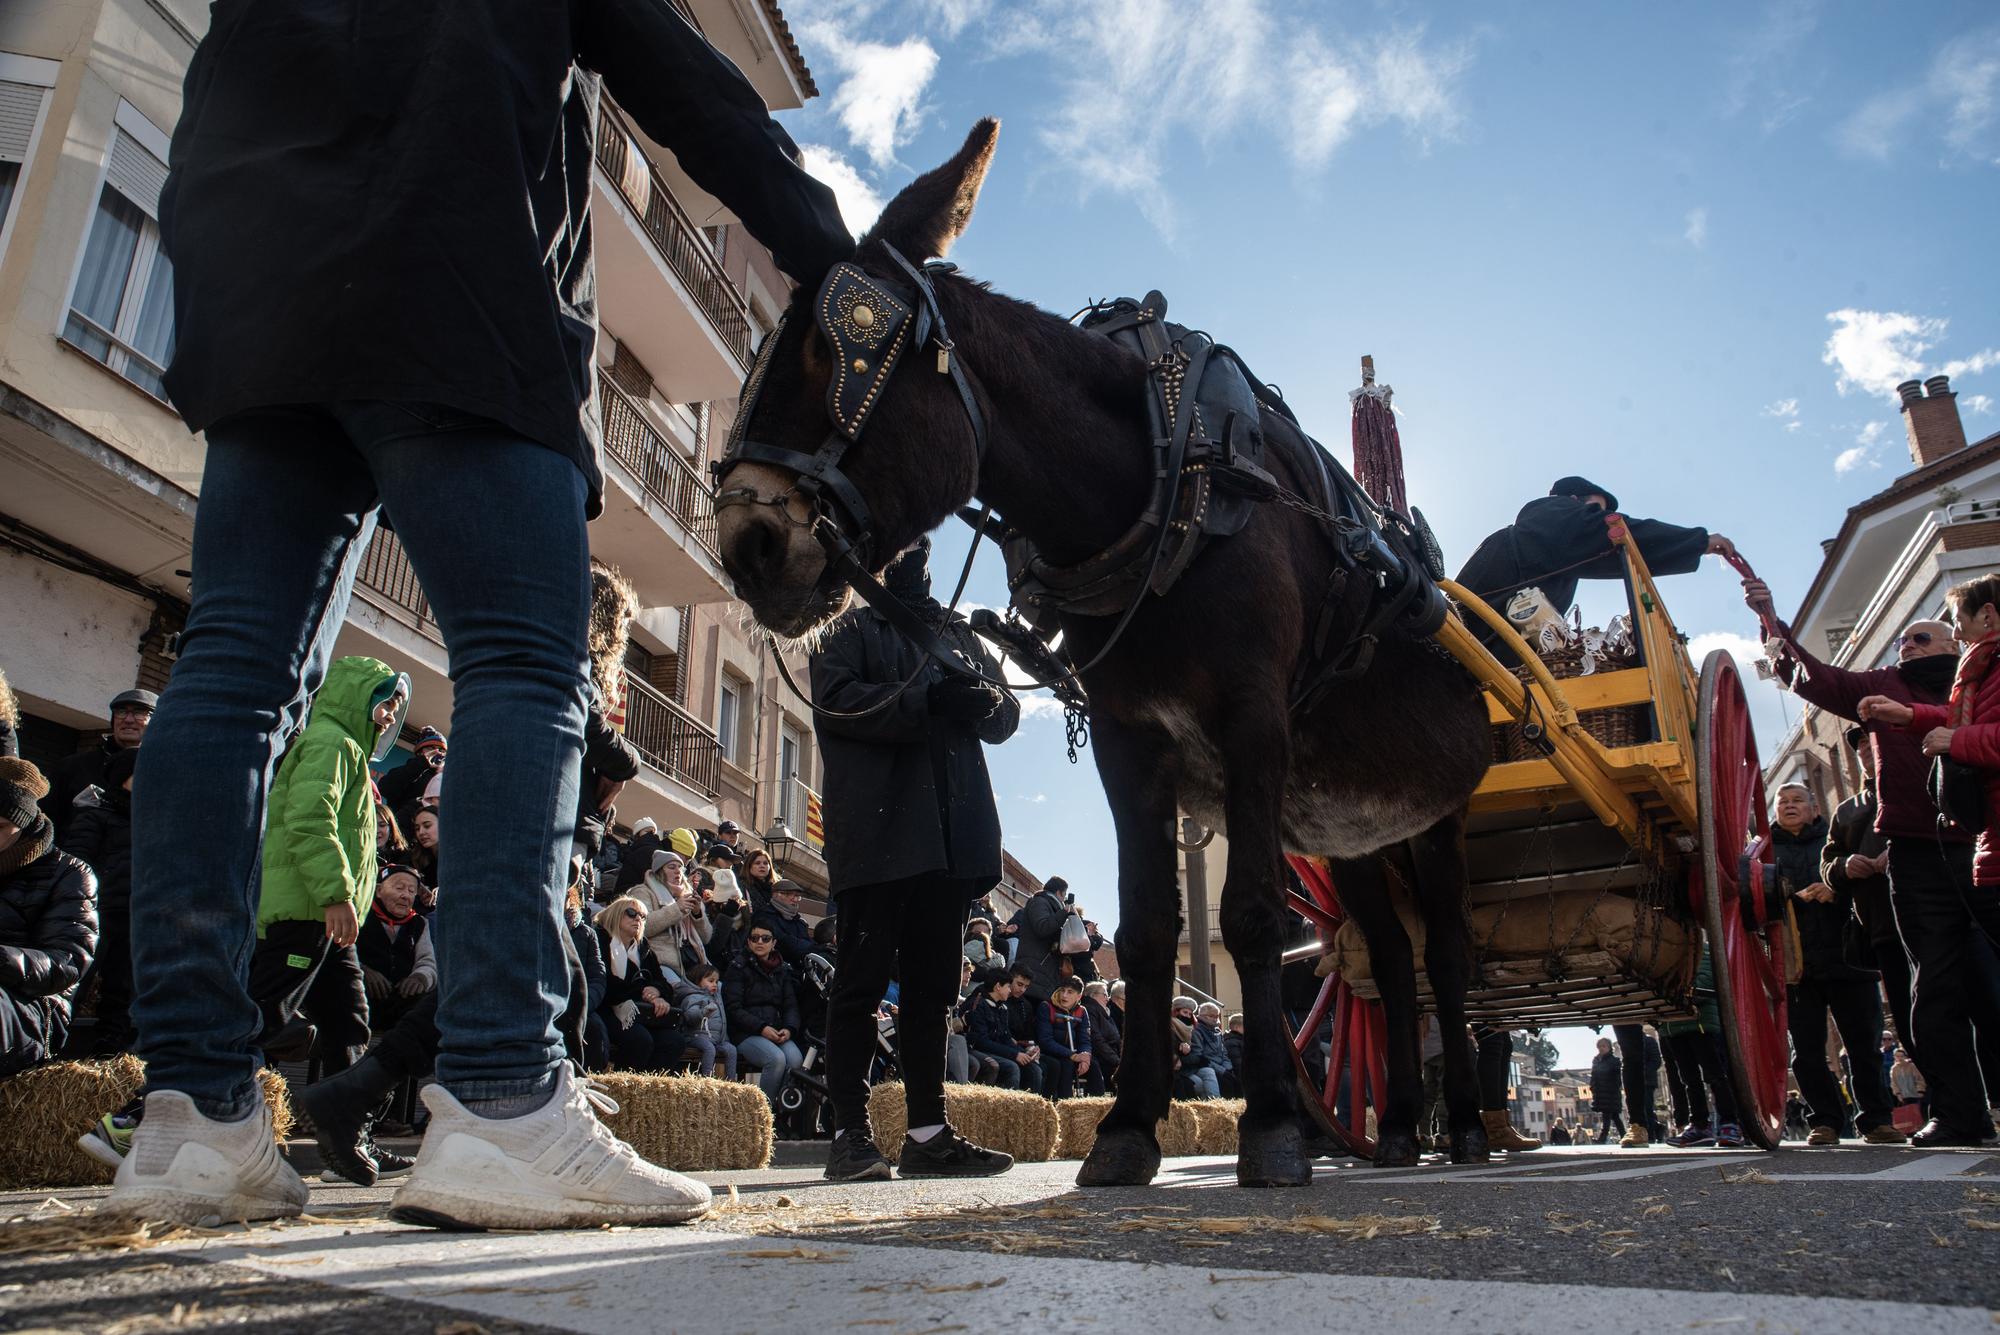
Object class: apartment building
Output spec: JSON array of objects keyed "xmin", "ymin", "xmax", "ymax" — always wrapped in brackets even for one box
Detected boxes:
[
  {"xmin": 1765, "ymin": 378, "xmax": 2000, "ymax": 810},
  {"xmin": 0, "ymin": 0, "xmax": 834, "ymax": 888}
]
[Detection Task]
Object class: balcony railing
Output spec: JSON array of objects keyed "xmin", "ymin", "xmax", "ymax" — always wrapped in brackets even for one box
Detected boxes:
[
  {"xmin": 355, "ymin": 530, "xmax": 441, "ymax": 644},
  {"xmin": 594, "ymin": 102, "xmax": 752, "ymax": 364},
  {"xmin": 624, "ymin": 674, "xmax": 721, "ymax": 799},
  {"xmin": 598, "ymin": 373, "xmax": 721, "ymax": 562}
]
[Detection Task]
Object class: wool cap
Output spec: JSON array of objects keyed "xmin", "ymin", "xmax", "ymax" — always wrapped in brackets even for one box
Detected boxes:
[{"xmin": 0, "ymin": 757, "xmax": 49, "ymax": 831}]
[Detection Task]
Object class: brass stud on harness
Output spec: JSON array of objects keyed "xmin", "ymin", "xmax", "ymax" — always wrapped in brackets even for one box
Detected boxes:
[
  {"xmin": 852, "ymin": 357, "xmax": 868, "ymax": 373},
  {"xmin": 852, "ymin": 304, "xmax": 875, "ymax": 329}
]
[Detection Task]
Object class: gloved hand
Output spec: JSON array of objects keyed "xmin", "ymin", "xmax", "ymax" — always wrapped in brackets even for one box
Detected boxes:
[{"xmin": 928, "ymin": 675, "xmax": 1002, "ymax": 722}]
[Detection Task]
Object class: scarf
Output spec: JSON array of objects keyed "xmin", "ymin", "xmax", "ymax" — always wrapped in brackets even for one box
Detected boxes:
[
  {"xmin": 606, "ymin": 933, "xmax": 641, "ymax": 1030},
  {"xmin": 1949, "ymin": 637, "xmax": 1998, "ymax": 729},
  {"xmin": 1901, "ymin": 651, "xmax": 1962, "ymax": 698},
  {"xmin": 372, "ymin": 900, "xmax": 417, "ymax": 927},
  {"xmin": 0, "ymin": 813, "xmax": 54, "ymax": 876},
  {"xmin": 771, "ymin": 896, "xmax": 802, "ymax": 922}
]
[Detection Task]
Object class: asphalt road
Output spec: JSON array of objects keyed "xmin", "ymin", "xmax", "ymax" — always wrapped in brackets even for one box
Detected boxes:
[{"xmin": 3, "ymin": 1141, "xmax": 1996, "ymax": 1333}]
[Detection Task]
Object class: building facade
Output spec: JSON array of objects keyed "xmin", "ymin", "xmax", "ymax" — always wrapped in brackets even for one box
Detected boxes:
[
  {"xmin": 0, "ymin": 0, "xmax": 835, "ymax": 883},
  {"xmin": 1765, "ymin": 379, "xmax": 2000, "ymax": 810}
]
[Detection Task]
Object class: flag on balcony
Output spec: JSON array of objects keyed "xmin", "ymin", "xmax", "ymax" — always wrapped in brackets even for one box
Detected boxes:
[
  {"xmin": 805, "ymin": 787, "xmax": 824, "ymax": 848},
  {"xmin": 607, "ymin": 668, "xmax": 629, "ymax": 733}
]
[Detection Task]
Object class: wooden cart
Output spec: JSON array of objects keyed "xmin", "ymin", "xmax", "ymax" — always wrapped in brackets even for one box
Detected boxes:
[{"xmin": 1282, "ymin": 518, "xmax": 1792, "ymax": 1153}]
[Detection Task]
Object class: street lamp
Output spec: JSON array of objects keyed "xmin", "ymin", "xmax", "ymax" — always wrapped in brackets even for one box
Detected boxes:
[{"xmin": 762, "ymin": 820, "xmax": 796, "ymax": 870}]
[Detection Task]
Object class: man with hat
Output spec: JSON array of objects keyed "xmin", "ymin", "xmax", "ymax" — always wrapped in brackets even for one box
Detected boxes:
[
  {"xmin": 378, "ymin": 727, "xmax": 448, "ymax": 814},
  {"xmin": 1455, "ymin": 478, "xmax": 1736, "ymax": 629},
  {"xmin": 0, "ymin": 757, "xmax": 99, "ymax": 1076},
  {"xmin": 715, "ymin": 819, "xmax": 743, "ymax": 850},
  {"xmin": 46, "ymin": 688, "xmax": 155, "ymax": 836}
]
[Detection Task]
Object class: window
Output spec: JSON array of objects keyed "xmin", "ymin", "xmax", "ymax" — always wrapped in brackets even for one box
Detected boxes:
[
  {"xmin": 64, "ymin": 107, "xmax": 175, "ymax": 400},
  {"xmin": 0, "ymin": 58, "xmax": 59, "ymax": 261},
  {"xmin": 777, "ymin": 721, "xmax": 802, "ymax": 827},
  {"xmin": 718, "ymin": 676, "xmax": 745, "ymax": 768}
]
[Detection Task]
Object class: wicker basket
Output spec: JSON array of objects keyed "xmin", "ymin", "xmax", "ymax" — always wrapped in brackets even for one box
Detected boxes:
[{"xmin": 1490, "ymin": 637, "xmax": 1647, "ymax": 761}]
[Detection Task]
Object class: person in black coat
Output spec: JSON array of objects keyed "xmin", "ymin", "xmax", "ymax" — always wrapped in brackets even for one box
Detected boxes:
[
  {"xmin": 1589, "ymin": 1038, "xmax": 1625, "ymax": 1140},
  {"xmin": 1820, "ymin": 728, "xmax": 1915, "ymax": 1058},
  {"xmin": 751, "ymin": 880, "xmax": 817, "ymax": 967},
  {"xmin": 1083, "ymin": 981, "xmax": 1123, "ymax": 1089},
  {"xmin": 1016, "ymin": 879, "xmax": 1073, "ymax": 1003},
  {"xmin": 593, "ymin": 897, "xmax": 689, "ymax": 1072},
  {"xmin": 809, "ymin": 538, "xmax": 1019, "ymax": 1181},
  {"xmin": 45, "ymin": 689, "xmax": 154, "ymax": 836},
  {"xmin": 613, "ymin": 819, "xmax": 663, "ymax": 898},
  {"xmin": 1455, "ymin": 479, "xmax": 1734, "ymax": 650},
  {"xmin": 725, "ymin": 931, "xmax": 803, "ymax": 1109},
  {"xmin": 59, "ymin": 748, "xmax": 137, "ymax": 1055},
  {"xmin": 377, "ymin": 728, "xmax": 447, "ymax": 815},
  {"xmin": 0, "ymin": 758, "xmax": 99, "ymax": 1076},
  {"xmin": 1767, "ymin": 783, "xmax": 1902, "ymax": 1144}
]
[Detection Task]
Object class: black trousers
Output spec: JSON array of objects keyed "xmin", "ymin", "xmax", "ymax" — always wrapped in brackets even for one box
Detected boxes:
[
  {"xmin": 1852, "ymin": 877, "xmax": 1914, "ymax": 1053},
  {"xmin": 1474, "ymin": 1027, "xmax": 1510, "ymax": 1111},
  {"xmin": 1662, "ymin": 1031, "xmax": 1739, "ymax": 1127},
  {"xmin": 1886, "ymin": 839, "xmax": 2000, "ymax": 1133},
  {"xmin": 1789, "ymin": 975, "xmax": 1894, "ymax": 1131},
  {"xmin": 0, "ymin": 993, "xmax": 54, "ymax": 1078},
  {"xmin": 1613, "ymin": 1024, "xmax": 1656, "ymax": 1128},
  {"xmin": 828, "ymin": 876, "xmax": 974, "ymax": 1134},
  {"xmin": 248, "ymin": 921, "xmax": 369, "ymax": 1077}
]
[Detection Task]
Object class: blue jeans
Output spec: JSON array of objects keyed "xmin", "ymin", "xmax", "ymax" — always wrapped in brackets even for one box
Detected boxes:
[
  {"xmin": 131, "ymin": 402, "xmax": 590, "ymax": 1118},
  {"xmin": 738, "ymin": 1036, "xmax": 802, "ymax": 1105},
  {"xmin": 687, "ymin": 1033, "xmax": 737, "ymax": 1080},
  {"xmin": 1182, "ymin": 1067, "xmax": 1221, "ymax": 1100}
]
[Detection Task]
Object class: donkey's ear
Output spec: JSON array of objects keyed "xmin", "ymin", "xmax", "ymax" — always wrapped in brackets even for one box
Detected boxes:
[{"xmin": 862, "ymin": 118, "xmax": 999, "ymax": 261}]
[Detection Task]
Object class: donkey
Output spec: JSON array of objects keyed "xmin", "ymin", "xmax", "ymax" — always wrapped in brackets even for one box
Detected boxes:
[{"xmin": 713, "ymin": 120, "xmax": 1492, "ymax": 1186}]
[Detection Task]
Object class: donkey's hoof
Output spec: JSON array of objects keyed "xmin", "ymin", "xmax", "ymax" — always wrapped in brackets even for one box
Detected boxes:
[
  {"xmin": 1078, "ymin": 1129, "xmax": 1161, "ymax": 1187},
  {"xmin": 1449, "ymin": 1122, "xmax": 1491, "ymax": 1164},
  {"xmin": 1237, "ymin": 1121, "xmax": 1312, "ymax": 1187},
  {"xmin": 1373, "ymin": 1128, "xmax": 1421, "ymax": 1168}
]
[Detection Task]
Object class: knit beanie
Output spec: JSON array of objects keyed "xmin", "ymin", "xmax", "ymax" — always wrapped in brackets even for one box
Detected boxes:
[
  {"xmin": 0, "ymin": 757, "xmax": 49, "ymax": 830},
  {"xmin": 669, "ymin": 827, "xmax": 698, "ymax": 859}
]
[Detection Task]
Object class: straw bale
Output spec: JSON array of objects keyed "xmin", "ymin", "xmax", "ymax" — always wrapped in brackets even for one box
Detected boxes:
[
  {"xmin": 867, "ymin": 1082, "xmax": 1060, "ymax": 1164},
  {"xmin": 0, "ymin": 1057, "xmax": 293, "ymax": 1189},
  {"xmin": 1190, "ymin": 1099, "xmax": 1244, "ymax": 1156},
  {"xmin": 1157, "ymin": 1100, "xmax": 1201, "ymax": 1157},
  {"xmin": 1054, "ymin": 1097, "xmax": 1116, "ymax": 1159},
  {"xmin": 591, "ymin": 1072, "xmax": 773, "ymax": 1171}
]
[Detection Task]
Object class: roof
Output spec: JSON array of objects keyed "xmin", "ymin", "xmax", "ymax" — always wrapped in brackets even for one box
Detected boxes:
[
  {"xmin": 762, "ymin": 0, "xmax": 818, "ymax": 98},
  {"xmin": 1791, "ymin": 425, "xmax": 2000, "ymax": 627}
]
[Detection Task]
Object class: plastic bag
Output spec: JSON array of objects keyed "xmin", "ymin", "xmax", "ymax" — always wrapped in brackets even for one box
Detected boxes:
[{"xmin": 1059, "ymin": 913, "xmax": 1092, "ymax": 955}]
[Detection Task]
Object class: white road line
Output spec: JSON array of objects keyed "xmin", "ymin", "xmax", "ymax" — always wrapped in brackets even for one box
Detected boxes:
[
  {"xmin": 1759, "ymin": 1154, "xmax": 1994, "ymax": 1183},
  {"xmin": 173, "ymin": 1224, "xmax": 1992, "ymax": 1335},
  {"xmin": 1368, "ymin": 1156, "xmax": 1735, "ymax": 1183}
]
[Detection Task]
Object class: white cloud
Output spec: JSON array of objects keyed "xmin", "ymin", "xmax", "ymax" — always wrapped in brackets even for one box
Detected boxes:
[
  {"xmin": 807, "ymin": 29, "xmax": 939, "ymax": 169},
  {"xmin": 1785, "ymin": 419, "xmax": 1803, "ymax": 433},
  {"xmin": 1942, "ymin": 349, "xmax": 2000, "ymax": 379},
  {"xmin": 1683, "ymin": 207, "xmax": 1709, "ymax": 248},
  {"xmin": 1688, "ymin": 630, "xmax": 1794, "ymax": 757},
  {"xmin": 1834, "ymin": 420, "xmax": 1888, "ymax": 476},
  {"xmin": 1823, "ymin": 309, "xmax": 1946, "ymax": 400},
  {"xmin": 799, "ymin": 144, "xmax": 884, "ymax": 233},
  {"xmin": 1763, "ymin": 398, "xmax": 1799, "ymax": 420},
  {"xmin": 1838, "ymin": 26, "xmax": 2000, "ymax": 165},
  {"xmin": 1832, "ymin": 446, "xmax": 1872, "ymax": 475},
  {"xmin": 1966, "ymin": 393, "xmax": 1996, "ymax": 415},
  {"xmin": 1015, "ymin": 792, "xmax": 1049, "ymax": 804},
  {"xmin": 1722, "ymin": 0, "xmax": 1821, "ymax": 132}
]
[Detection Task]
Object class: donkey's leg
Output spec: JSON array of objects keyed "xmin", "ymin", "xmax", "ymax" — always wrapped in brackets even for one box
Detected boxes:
[
  {"xmin": 1409, "ymin": 812, "xmax": 1487, "ymax": 1164},
  {"xmin": 1077, "ymin": 718, "xmax": 1182, "ymax": 1189},
  {"xmin": 1333, "ymin": 854, "xmax": 1424, "ymax": 1167},
  {"xmin": 1216, "ymin": 720, "xmax": 1310, "ymax": 1188}
]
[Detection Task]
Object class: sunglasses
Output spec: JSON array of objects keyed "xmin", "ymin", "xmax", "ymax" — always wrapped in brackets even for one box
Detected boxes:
[
  {"xmin": 1899, "ymin": 631, "xmax": 1937, "ymax": 647},
  {"xmin": 747, "ymin": 933, "xmax": 775, "ymax": 943},
  {"xmin": 622, "ymin": 907, "xmax": 644, "ymax": 920}
]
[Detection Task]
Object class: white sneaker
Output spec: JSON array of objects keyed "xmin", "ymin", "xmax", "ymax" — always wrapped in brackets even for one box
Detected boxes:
[
  {"xmin": 101, "ymin": 1091, "xmax": 307, "ymax": 1227},
  {"xmin": 388, "ymin": 1066, "xmax": 711, "ymax": 1230}
]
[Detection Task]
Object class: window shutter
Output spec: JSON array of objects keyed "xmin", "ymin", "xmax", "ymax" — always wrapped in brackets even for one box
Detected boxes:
[
  {"xmin": 106, "ymin": 128, "xmax": 168, "ymax": 219},
  {"xmin": 0, "ymin": 81, "xmax": 45, "ymax": 163}
]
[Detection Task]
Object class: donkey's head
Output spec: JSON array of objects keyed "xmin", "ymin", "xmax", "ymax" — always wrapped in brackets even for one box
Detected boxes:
[{"xmin": 714, "ymin": 119, "xmax": 1000, "ymax": 637}]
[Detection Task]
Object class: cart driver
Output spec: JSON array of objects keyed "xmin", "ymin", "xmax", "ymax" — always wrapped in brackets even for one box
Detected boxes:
[{"xmin": 1456, "ymin": 475, "xmax": 1739, "ymax": 628}]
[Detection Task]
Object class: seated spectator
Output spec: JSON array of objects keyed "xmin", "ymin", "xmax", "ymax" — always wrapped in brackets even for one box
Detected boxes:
[
  {"xmin": 629, "ymin": 850, "xmax": 713, "ymax": 975},
  {"xmin": 58, "ymin": 747, "xmax": 135, "ymax": 1055},
  {"xmin": 613, "ymin": 816, "xmax": 662, "ymax": 896},
  {"xmin": 404, "ymin": 805, "xmax": 441, "ymax": 893},
  {"xmin": 967, "ymin": 967, "xmax": 1042, "ymax": 1092},
  {"xmin": 703, "ymin": 867, "xmax": 755, "ymax": 966},
  {"xmin": 753, "ymin": 879, "xmax": 816, "ymax": 966},
  {"xmin": 1004, "ymin": 962, "xmax": 1039, "ymax": 1047},
  {"xmin": 377, "ymin": 726, "xmax": 446, "ymax": 813},
  {"xmin": 963, "ymin": 918, "xmax": 1005, "ymax": 973},
  {"xmin": 567, "ymin": 880, "xmax": 609, "ymax": 1072},
  {"xmin": 0, "ymin": 758, "xmax": 98, "ymax": 1076},
  {"xmin": 1082, "ymin": 980, "xmax": 1122, "ymax": 1091},
  {"xmin": 1172, "ymin": 996, "xmax": 1220, "ymax": 1100},
  {"xmin": 46, "ymin": 688, "xmax": 153, "ymax": 836},
  {"xmin": 374, "ymin": 798, "xmax": 412, "ymax": 864},
  {"xmin": 740, "ymin": 846, "xmax": 777, "ymax": 916},
  {"xmin": 726, "ymin": 925, "xmax": 803, "ymax": 1108},
  {"xmin": 1222, "ymin": 1012, "xmax": 1245, "ymax": 1098},
  {"xmin": 357, "ymin": 865, "xmax": 437, "ymax": 1030},
  {"xmin": 1191, "ymin": 1002, "xmax": 1233, "ymax": 1099},
  {"xmin": 947, "ymin": 958, "xmax": 976, "ymax": 1084},
  {"xmin": 680, "ymin": 961, "xmax": 737, "ymax": 1080},
  {"xmin": 1891, "ymin": 1046, "xmax": 1927, "ymax": 1120},
  {"xmin": 593, "ymin": 895, "xmax": 689, "ymax": 1071},
  {"xmin": 1036, "ymin": 978, "xmax": 1094, "ymax": 1099}
]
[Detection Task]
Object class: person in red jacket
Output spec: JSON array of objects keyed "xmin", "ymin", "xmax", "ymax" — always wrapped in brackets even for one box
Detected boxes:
[
  {"xmin": 1744, "ymin": 576, "xmax": 1997, "ymax": 1147},
  {"xmin": 1851, "ymin": 571, "xmax": 2000, "ymax": 1147}
]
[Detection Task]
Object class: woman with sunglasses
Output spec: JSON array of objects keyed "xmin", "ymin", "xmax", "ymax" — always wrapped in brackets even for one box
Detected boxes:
[
  {"xmin": 724, "ymin": 926, "xmax": 802, "ymax": 1109},
  {"xmin": 592, "ymin": 896, "xmax": 691, "ymax": 1072}
]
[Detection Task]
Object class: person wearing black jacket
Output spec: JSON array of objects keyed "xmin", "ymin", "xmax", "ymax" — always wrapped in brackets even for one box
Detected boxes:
[
  {"xmin": 377, "ymin": 729, "xmax": 447, "ymax": 815},
  {"xmin": 59, "ymin": 748, "xmax": 137, "ymax": 1055},
  {"xmin": 810, "ymin": 538, "xmax": 1020, "ymax": 1182},
  {"xmin": 1767, "ymin": 784, "xmax": 1905, "ymax": 1145},
  {"xmin": 45, "ymin": 689, "xmax": 154, "ymax": 837},
  {"xmin": 1820, "ymin": 728, "xmax": 1913, "ymax": 1056},
  {"xmin": 614, "ymin": 819, "xmax": 664, "ymax": 898},
  {"xmin": 0, "ymin": 759, "xmax": 98, "ymax": 1076},
  {"xmin": 1456, "ymin": 479, "xmax": 1736, "ymax": 632},
  {"xmin": 725, "ymin": 929, "xmax": 803, "ymax": 1109},
  {"xmin": 1083, "ymin": 980, "xmax": 1122, "ymax": 1089}
]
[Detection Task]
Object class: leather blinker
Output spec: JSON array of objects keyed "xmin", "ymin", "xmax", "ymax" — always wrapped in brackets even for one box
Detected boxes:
[{"xmin": 817, "ymin": 261, "xmax": 913, "ymax": 440}]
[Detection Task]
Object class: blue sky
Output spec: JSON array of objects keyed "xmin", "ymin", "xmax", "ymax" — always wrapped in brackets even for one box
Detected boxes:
[{"xmin": 775, "ymin": 2, "xmax": 1998, "ymax": 1053}]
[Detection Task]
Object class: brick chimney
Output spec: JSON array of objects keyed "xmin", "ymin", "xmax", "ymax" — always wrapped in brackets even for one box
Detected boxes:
[{"xmin": 1901, "ymin": 374, "xmax": 1968, "ymax": 468}]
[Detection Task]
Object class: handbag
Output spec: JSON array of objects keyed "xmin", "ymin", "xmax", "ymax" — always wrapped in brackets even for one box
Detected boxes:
[
  {"xmin": 1059, "ymin": 912, "xmax": 1092, "ymax": 955},
  {"xmin": 1891, "ymin": 1101, "xmax": 1924, "ymax": 1134},
  {"xmin": 1928, "ymin": 753, "xmax": 1985, "ymax": 834}
]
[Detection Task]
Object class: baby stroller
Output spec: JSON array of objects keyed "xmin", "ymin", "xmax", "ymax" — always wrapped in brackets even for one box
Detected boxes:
[{"xmin": 777, "ymin": 952, "xmax": 901, "ymax": 1138}]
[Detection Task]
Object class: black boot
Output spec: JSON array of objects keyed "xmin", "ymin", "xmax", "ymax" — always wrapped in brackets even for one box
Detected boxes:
[{"xmin": 298, "ymin": 1051, "xmax": 406, "ymax": 1187}]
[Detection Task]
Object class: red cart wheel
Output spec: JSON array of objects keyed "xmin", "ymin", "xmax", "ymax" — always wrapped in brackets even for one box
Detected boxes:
[
  {"xmin": 1692, "ymin": 650, "xmax": 1789, "ymax": 1151},
  {"xmin": 1283, "ymin": 855, "xmax": 1389, "ymax": 1158}
]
